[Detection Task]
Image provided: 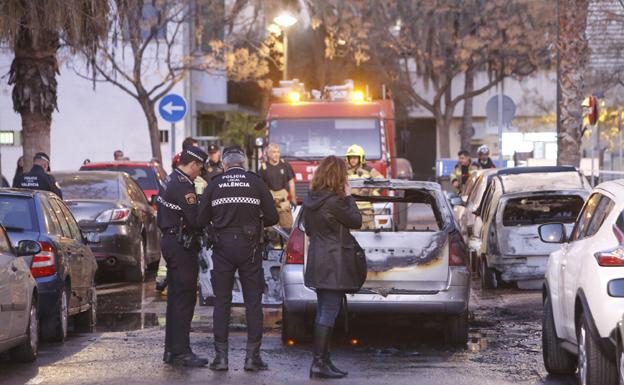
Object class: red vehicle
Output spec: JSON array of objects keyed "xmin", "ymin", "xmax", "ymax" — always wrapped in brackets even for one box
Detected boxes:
[
  {"xmin": 79, "ymin": 161, "xmax": 166, "ymax": 201},
  {"xmin": 263, "ymin": 80, "xmax": 398, "ymax": 201}
]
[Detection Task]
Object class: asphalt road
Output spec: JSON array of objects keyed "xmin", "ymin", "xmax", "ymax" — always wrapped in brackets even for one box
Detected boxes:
[{"xmin": 0, "ymin": 278, "xmax": 577, "ymax": 385}]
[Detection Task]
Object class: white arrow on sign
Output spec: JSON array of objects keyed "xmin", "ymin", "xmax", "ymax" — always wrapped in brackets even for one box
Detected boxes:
[{"xmin": 162, "ymin": 101, "xmax": 185, "ymax": 115}]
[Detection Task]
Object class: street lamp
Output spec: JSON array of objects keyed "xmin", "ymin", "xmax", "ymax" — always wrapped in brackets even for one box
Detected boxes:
[{"xmin": 273, "ymin": 13, "xmax": 298, "ymax": 80}]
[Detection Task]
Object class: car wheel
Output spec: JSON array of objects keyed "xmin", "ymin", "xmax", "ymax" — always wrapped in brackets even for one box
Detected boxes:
[
  {"xmin": 74, "ymin": 284, "xmax": 97, "ymax": 333},
  {"xmin": 42, "ymin": 286, "xmax": 69, "ymax": 342},
  {"xmin": 577, "ymin": 313, "xmax": 618, "ymax": 385},
  {"xmin": 470, "ymin": 251, "xmax": 479, "ymax": 276},
  {"xmin": 617, "ymin": 339, "xmax": 624, "ymax": 385},
  {"xmin": 281, "ymin": 305, "xmax": 309, "ymax": 344},
  {"xmin": 126, "ymin": 239, "xmax": 146, "ymax": 282},
  {"xmin": 480, "ymin": 257, "xmax": 496, "ymax": 290},
  {"xmin": 445, "ymin": 310, "xmax": 468, "ymax": 346},
  {"xmin": 10, "ymin": 295, "xmax": 38, "ymax": 362},
  {"xmin": 542, "ymin": 296, "xmax": 576, "ymax": 374}
]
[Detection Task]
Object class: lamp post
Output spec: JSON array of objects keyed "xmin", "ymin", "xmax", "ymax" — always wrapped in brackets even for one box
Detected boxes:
[{"xmin": 273, "ymin": 13, "xmax": 297, "ymax": 80}]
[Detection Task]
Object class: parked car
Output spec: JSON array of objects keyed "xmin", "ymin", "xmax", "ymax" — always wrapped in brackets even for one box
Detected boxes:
[
  {"xmin": 281, "ymin": 178, "xmax": 470, "ymax": 345},
  {"xmin": 540, "ymin": 180, "xmax": 624, "ymax": 384},
  {"xmin": 0, "ymin": 189, "xmax": 98, "ymax": 342},
  {"xmin": 54, "ymin": 171, "xmax": 161, "ymax": 282},
  {"xmin": 0, "ymin": 226, "xmax": 41, "ymax": 362},
  {"xmin": 477, "ymin": 166, "xmax": 590, "ymax": 289},
  {"xmin": 79, "ymin": 161, "xmax": 166, "ymax": 202}
]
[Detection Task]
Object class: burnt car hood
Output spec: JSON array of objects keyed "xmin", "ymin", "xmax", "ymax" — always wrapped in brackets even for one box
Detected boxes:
[{"xmin": 64, "ymin": 199, "xmax": 124, "ymax": 227}]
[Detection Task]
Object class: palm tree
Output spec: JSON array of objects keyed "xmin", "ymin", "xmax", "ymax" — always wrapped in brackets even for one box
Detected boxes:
[
  {"xmin": 557, "ymin": 0, "xmax": 590, "ymax": 166},
  {"xmin": 0, "ymin": 1, "xmax": 108, "ymax": 170}
]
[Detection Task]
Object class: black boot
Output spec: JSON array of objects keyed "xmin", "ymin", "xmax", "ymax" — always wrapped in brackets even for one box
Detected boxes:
[
  {"xmin": 310, "ymin": 324, "xmax": 345, "ymax": 379},
  {"xmin": 244, "ymin": 341, "xmax": 268, "ymax": 371},
  {"xmin": 169, "ymin": 353, "xmax": 208, "ymax": 367},
  {"xmin": 324, "ymin": 328, "xmax": 348, "ymax": 377},
  {"xmin": 209, "ymin": 341, "xmax": 229, "ymax": 371},
  {"xmin": 163, "ymin": 351, "xmax": 173, "ymax": 363}
]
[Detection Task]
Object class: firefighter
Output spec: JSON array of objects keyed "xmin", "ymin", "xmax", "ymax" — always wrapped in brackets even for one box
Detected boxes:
[
  {"xmin": 345, "ymin": 144, "xmax": 382, "ymax": 230},
  {"xmin": 476, "ymin": 145, "xmax": 496, "ymax": 169},
  {"xmin": 198, "ymin": 146, "xmax": 278, "ymax": 372},
  {"xmin": 259, "ymin": 143, "xmax": 296, "ymax": 231},
  {"xmin": 450, "ymin": 150, "xmax": 479, "ymax": 193}
]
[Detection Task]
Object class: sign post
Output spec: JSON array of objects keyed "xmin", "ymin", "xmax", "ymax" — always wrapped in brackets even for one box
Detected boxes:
[{"xmin": 158, "ymin": 94, "xmax": 188, "ymax": 157}]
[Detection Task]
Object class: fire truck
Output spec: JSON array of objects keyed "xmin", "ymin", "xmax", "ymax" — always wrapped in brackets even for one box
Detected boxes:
[{"xmin": 260, "ymin": 80, "xmax": 405, "ymax": 201}]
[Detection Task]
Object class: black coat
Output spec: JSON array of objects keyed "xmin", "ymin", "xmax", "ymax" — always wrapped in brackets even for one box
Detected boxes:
[{"xmin": 303, "ymin": 190, "xmax": 362, "ymax": 291}]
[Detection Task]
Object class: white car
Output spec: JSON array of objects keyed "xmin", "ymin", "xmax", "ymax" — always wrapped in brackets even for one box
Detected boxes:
[{"xmin": 540, "ymin": 180, "xmax": 624, "ymax": 385}]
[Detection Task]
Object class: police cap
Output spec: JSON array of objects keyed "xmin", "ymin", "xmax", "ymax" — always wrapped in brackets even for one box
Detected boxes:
[
  {"xmin": 180, "ymin": 146, "xmax": 208, "ymax": 164},
  {"xmin": 207, "ymin": 144, "xmax": 220, "ymax": 154},
  {"xmin": 34, "ymin": 152, "xmax": 50, "ymax": 163},
  {"xmin": 222, "ymin": 146, "xmax": 245, "ymax": 157}
]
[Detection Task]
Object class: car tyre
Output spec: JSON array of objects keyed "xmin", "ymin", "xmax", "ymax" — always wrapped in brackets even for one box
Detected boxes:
[
  {"xmin": 617, "ymin": 338, "xmax": 624, "ymax": 385},
  {"xmin": 10, "ymin": 295, "xmax": 38, "ymax": 362},
  {"xmin": 480, "ymin": 257, "xmax": 496, "ymax": 290},
  {"xmin": 542, "ymin": 296, "xmax": 576, "ymax": 374},
  {"xmin": 445, "ymin": 310, "xmax": 468, "ymax": 346},
  {"xmin": 126, "ymin": 239, "xmax": 146, "ymax": 282},
  {"xmin": 42, "ymin": 285, "xmax": 69, "ymax": 342},
  {"xmin": 577, "ymin": 312, "xmax": 618, "ymax": 385},
  {"xmin": 282, "ymin": 305, "xmax": 309, "ymax": 344},
  {"xmin": 74, "ymin": 284, "xmax": 97, "ymax": 333}
]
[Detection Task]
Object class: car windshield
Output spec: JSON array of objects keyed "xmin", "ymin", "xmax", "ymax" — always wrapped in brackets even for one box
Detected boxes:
[
  {"xmin": 56, "ymin": 175, "xmax": 120, "ymax": 200},
  {"xmin": 0, "ymin": 195, "xmax": 37, "ymax": 232},
  {"xmin": 502, "ymin": 195, "xmax": 585, "ymax": 226},
  {"xmin": 85, "ymin": 166, "xmax": 159, "ymax": 191},
  {"xmin": 269, "ymin": 118, "xmax": 382, "ymax": 159}
]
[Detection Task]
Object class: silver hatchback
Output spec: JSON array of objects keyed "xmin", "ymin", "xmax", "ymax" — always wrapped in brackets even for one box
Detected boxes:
[{"xmin": 281, "ymin": 179, "xmax": 470, "ymax": 345}]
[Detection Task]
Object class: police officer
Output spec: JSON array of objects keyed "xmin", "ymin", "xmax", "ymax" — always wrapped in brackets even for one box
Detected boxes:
[
  {"xmin": 205, "ymin": 144, "xmax": 224, "ymax": 181},
  {"xmin": 198, "ymin": 146, "xmax": 278, "ymax": 372},
  {"xmin": 157, "ymin": 146, "xmax": 209, "ymax": 367},
  {"xmin": 258, "ymin": 143, "xmax": 296, "ymax": 230},
  {"xmin": 345, "ymin": 144, "xmax": 382, "ymax": 229},
  {"xmin": 15, "ymin": 152, "xmax": 63, "ymax": 198}
]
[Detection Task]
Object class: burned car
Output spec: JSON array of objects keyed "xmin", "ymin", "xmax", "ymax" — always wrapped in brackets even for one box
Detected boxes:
[
  {"xmin": 281, "ymin": 179, "xmax": 470, "ymax": 345},
  {"xmin": 477, "ymin": 166, "xmax": 590, "ymax": 289}
]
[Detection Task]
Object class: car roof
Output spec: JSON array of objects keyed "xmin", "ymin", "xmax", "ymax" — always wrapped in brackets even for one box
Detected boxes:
[
  {"xmin": 348, "ymin": 178, "xmax": 442, "ymax": 191},
  {"xmin": 0, "ymin": 188, "xmax": 43, "ymax": 198},
  {"xmin": 81, "ymin": 161, "xmax": 156, "ymax": 168},
  {"xmin": 596, "ymin": 179, "xmax": 624, "ymax": 197},
  {"xmin": 54, "ymin": 170, "xmax": 124, "ymax": 180},
  {"xmin": 497, "ymin": 171, "xmax": 589, "ymax": 194}
]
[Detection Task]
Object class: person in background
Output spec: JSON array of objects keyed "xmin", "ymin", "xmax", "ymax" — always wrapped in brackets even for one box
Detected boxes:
[
  {"xmin": 259, "ymin": 143, "xmax": 296, "ymax": 231},
  {"xmin": 345, "ymin": 144, "xmax": 382, "ymax": 230},
  {"xmin": 303, "ymin": 155, "xmax": 362, "ymax": 379},
  {"xmin": 476, "ymin": 145, "xmax": 496, "ymax": 169},
  {"xmin": 450, "ymin": 150, "xmax": 479, "ymax": 193},
  {"xmin": 12, "ymin": 156, "xmax": 23, "ymax": 188},
  {"xmin": 204, "ymin": 144, "xmax": 224, "ymax": 181},
  {"xmin": 114, "ymin": 150, "xmax": 125, "ymax": 161},
  {"xmin": 15, "ymin": 152, "xmax": 62, "ymax": 198}
]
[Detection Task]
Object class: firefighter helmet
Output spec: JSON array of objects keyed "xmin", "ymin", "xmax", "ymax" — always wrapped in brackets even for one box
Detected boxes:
[
  {"xmin": 477, "ymin": 144, "xmax": 490, "ymax": 155},
  {"xmin": 345, "ymin": 144, "xmax": 366, "ymax": 164}
]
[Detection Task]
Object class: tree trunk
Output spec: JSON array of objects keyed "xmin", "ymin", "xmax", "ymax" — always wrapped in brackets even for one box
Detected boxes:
[
  {"xmin": 557, "ymin": 0, "xmax": 589, "ymax": 166},
  {"xmin": 139, "ymin": 97, "xmax": 163, "ymax": 163},
  {"xmin": 436, "ymin": 114, "xmax": 452, "ymax": 158},
  {"xmin": 9, "ymin": 29, "xmax": 59, "ymax": 171},
  {"xmin": 460, "ymin": 69, "xmax": 475, "ymax": 152}
]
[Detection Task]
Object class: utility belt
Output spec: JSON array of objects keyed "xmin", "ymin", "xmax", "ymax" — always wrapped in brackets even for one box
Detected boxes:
[
  {"xmin": 161, "ymin": 225, "xmax": 201, "ymax": 250},
  {"xmin": 214, "ymin": 224, "xmax": 268, "ymax": 262}
]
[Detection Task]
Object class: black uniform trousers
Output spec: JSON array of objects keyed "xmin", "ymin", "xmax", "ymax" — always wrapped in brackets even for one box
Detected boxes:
[
  {"xmin": 211, "ymin": 232, "xmax": 264, "ymax": 344},
  {"xmin": 162, "ymin": 234, "xmax": 199, "ymax": 355}
]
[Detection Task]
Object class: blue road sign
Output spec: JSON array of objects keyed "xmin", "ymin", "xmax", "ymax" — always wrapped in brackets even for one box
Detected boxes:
[{"xmin": 158, "ymin": 94, "xmax": 187, "ymax": 123}]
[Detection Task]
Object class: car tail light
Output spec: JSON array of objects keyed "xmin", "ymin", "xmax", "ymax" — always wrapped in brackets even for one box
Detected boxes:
[
  {"xmin": 31, "ymin": 242, "xmax": 57, "ymax": 278},
  {"xmin": 595, "ymin": 225, "xmax": 624, "ymax": 267},
  {"xmin": 285, "ymin": 228, "xmax": 305, "ymax": 264},
  {"xmin": 449, "ymin": 231, "xmax": 468, "ymax": 266},
  {"xmin": 96, "ymin": 208, "xmax": 131, "ymax": 223}
]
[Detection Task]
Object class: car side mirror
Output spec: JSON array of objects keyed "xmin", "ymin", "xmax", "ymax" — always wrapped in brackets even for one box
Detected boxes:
[
  {"xmin": 538, "ymin": 223, "xmax": 567, "ymax": 243},
  {"xmin": 447, "ymin": 192, "xmax": 464, "ymax": 207},
  {"xmin": 16, "ymin": 240, "xmax": 41, "ymax": 257}
]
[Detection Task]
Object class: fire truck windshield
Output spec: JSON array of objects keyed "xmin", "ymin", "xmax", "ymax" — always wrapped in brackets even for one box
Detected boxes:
[{"xmin": 268, "ymin": 118, "xmax": 382, "ymax": 160}]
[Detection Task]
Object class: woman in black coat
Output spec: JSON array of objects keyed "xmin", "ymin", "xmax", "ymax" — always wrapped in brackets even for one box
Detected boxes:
[{"xmin": 303, "ymin": 155, "xmax": 362, "ymax": 379}]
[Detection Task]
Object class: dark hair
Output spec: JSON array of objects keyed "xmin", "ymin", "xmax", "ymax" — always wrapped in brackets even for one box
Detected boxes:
[
  {"xmin": 182, "ymin": 137, "xmax": 199, "ymax": 149},
  {"xmin": 311, "ymin": 156, "xmax": 347, "ymax": 196},
  {"xmin": 457, "ymin": 150, "xmax": 470, "ymax": 157}
]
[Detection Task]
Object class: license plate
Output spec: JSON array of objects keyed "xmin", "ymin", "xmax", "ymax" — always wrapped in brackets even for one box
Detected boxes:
[{"xmin": 85, "ymin": 232, "xmax": 100, "ymax": 243}]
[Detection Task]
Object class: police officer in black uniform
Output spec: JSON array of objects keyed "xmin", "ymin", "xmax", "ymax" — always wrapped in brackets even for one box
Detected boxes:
[
  {"xmin": 198, "ymin": 146, "xmax": 278, "ymax": 372},
  {"xmin": 204, "ymin": 144, "xmax": 224, "ymax": 181},
  {"xmin": 157, "ymin": 146, "xmax": 209, "ymax": 367},
  {"xmin": 15, "ymin": 152, "xmax": 63, "ymax": 198}
]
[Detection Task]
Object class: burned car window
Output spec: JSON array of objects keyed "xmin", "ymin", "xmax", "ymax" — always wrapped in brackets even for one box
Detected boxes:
[
  {"xmin": 353, "ymin": 188, "xmax": 444, "ymax": 231},
  {"xmin": 502, "ymin": 195, "xmax": 584, "ymax": 227}
]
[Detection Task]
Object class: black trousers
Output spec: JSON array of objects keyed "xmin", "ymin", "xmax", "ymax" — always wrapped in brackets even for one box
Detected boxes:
[
  {"xmin": 211, "ymin": 233, "xmax": 264, "ymax": 344},
  {"xmin": 162, "ymin": 234, "xmax": 199, "ymax": 355}
]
